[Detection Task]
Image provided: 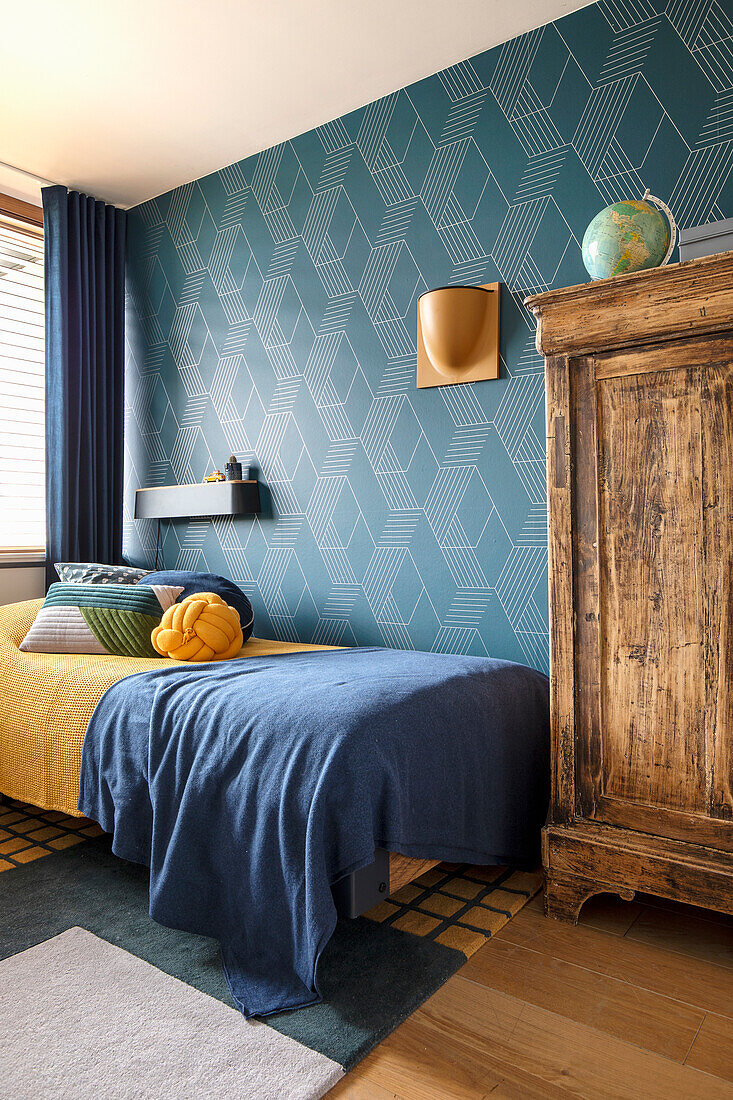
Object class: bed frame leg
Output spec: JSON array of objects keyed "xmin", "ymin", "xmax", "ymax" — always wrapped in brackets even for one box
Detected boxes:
[{"xmin": 332, "ymin": 848, "xmax": 390, "ymax": 918}]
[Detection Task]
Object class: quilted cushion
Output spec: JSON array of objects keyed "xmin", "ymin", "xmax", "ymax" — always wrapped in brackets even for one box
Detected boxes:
[
  {"xmin": 54, "ymin": 562, "xmax": 150, "ymax": 585},
  {"xmin": 19, "ymin": 583, "xmax": 183, "ymax": 657},
  {"xmin": 142, "ymin": 570, "xmax": 254, "ymax": 643},
  {"xmin": 152, "ymin": 592, "xmax": 243, "ymax": 661}
]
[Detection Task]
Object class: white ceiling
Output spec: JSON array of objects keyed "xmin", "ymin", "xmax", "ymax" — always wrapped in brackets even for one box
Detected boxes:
[{"xmin": 1, "ymin": 0, "xmax": 595, "ymax": 210}]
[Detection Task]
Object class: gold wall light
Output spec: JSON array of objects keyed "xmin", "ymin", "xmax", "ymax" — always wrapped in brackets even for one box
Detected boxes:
[{"xmin": 417, "ymin": 282, "xmax": 500, "ymax": 388}]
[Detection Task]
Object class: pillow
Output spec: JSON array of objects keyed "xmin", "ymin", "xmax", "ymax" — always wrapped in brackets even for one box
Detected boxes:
[
  {"xmin": 54, "ymin": 562, "xmax": 150, "ymax": 585},
  {"xmin": 152, "ymin": 593, "xmax": 243, "ymax": 661},
  {"xmin": 142, "ymin": 570, "xmax": 254, "ymax": 643},
  {"xmin": 19, "ymin": 583, "xmax": 183, "ymax": 657}
]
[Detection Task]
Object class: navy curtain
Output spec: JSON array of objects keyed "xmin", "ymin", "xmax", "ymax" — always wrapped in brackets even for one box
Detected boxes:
[{"xmin": 42, "ymin": 186, "xmax": 127, "ymax": 588}]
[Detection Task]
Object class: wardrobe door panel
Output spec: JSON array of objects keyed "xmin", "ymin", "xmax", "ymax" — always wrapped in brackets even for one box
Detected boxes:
[{"xmin": 595, "ymin": 364, "xmax": 706, "ymax": 817}]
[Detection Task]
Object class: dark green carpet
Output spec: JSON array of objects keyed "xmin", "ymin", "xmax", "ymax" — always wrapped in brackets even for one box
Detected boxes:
[{"xmin": 0, "ymin": 838, "xmax": 464, "ymax": 1070}]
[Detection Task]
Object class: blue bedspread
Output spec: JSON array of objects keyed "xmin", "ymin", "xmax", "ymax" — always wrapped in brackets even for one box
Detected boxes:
[{"xmin": 79, "ymin": 646, "xmax": 549, "ymax": 1016}]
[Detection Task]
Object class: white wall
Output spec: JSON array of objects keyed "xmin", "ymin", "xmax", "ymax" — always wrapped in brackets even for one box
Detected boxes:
[{"xmin": 0, "ymin": 566, "xmax": 45, "ymax": 605}]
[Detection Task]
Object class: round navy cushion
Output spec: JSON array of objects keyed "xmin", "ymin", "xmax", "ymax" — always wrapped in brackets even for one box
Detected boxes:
[{"xmin": 143, "ymin": 570, "xmax": 254, "ymax": 643}]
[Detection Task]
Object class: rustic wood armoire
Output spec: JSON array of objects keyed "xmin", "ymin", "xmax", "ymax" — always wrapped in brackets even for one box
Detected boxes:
[{"xmin": 525, "ymin": 251, "xmax": 733, "ymax": 923}]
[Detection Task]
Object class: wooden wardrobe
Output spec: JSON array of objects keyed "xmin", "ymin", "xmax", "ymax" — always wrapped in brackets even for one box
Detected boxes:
[{"xmin": 526, "ymin": 251, "xmax": 733, "ymax": 922}]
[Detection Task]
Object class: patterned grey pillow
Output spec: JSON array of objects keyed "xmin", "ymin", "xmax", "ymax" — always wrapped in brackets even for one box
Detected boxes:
[{"xmin": 54, "ymin": 562, "xmax": 150, "ymax": 585}]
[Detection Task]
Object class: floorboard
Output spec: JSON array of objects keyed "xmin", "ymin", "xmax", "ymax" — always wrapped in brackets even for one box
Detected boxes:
[
  {"xmin": 625, "ymin": 906, "xmax": 733, "ymax": 970},
  {"xmin": 329, "ymin": 1078, "xmax": 402, "ymax": 1099},
  {"xmin": 686, "ymin": 1014, "xmax": 733, "ymax": 1082},
  {"xmin": 327, "ymin": 892, "xmax": 733, "ymax": 1099},
  {"xmin": 495, "ymin": 905, "xmax": 733, "ymax": 1019},
  {"xmin": 460, "ymin": 934, "xmax": 704, "ymax": 1060},
  {"xmin": 417, "ymin": 977, "xmax": 730, "ymax": 1099},
  {"xmin": 332, "ymin": 1011, "xmax": 570, "ymax": 1100}
]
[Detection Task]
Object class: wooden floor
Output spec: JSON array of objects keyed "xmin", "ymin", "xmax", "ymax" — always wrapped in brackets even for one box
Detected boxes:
[{"xmin": 328, "ymin": 890, "xmax": 733, "ymax": 1099}]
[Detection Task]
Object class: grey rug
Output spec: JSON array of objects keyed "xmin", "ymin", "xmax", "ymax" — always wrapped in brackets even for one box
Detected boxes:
[
  {"xmin": 0, "ymin": 836, "xmax": 467, "ymax": 1071},
  {"xmin": 0, "ymin": 927, "xmax": 342, "ymax": 1100}
]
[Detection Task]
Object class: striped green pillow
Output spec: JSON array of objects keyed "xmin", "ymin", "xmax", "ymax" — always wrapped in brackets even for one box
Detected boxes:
[{"xmin": 19, "ymin": 583, "xmax": 183, "ymax": 657}]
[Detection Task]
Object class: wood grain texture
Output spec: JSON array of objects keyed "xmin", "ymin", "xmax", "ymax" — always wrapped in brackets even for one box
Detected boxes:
[
  {"xmin": 459, "ymin": 934, "xmax": 705, "ymax": 1060},
  {"xmin": 328, "ymin": 1076, "xmax": 404, "ymax": 1100},
  {"xmin": 594, "ymin": 332, "xmax": 733, "ymax": 380},
  {"xmin": 327, "ymin": 893, "xmax": 733, "ymax": 1099},
  {"xmin": 388, "ymin": 854, "xmax": 439, "ymax": 895},
  {"xmin": 498, "ymin": 904, "xmax": 733, "ymax": 1019},
  {"xmin": 415, "ymin": 976, "xmax": 733, "ymax": 1099},
  {"xmin": 596, "ymin": 366, "xmax": 705, "ymax": 816},
  {"xmin": 391, "ymin": 1013, "xmax": 581, "ymax": 1099},
  {"xmin": 525, "ymin": 249, "xmax": 733, "ymax": 357},
  {"xmin": 625, "ymin": 905, "xmax": 733, "ymax": 970},
  {"xmin": 593, "ymin": 798, "xmax": 733, "ymax": 852},
  {"xmin": 544, "ymin": 869, "xmax": 633, "ymax": 923},
  {"xmin": 538, "ymin": 254, "xmax": 733, "ymax": 922},
  {"xmin": 701, "ymin": 366, "xmax": 733, "ymax": 823},
  {"xmin": 570, "ymin": 357, "xmax": 601, "ymax": 819},
  {"xmin": 545, "ymin": 355, "xmax": 575, "ymax": 824},
  {"xmin": 686, "ymin": 1014, "xmax": 733, "ymax": 1082},
  {"xmin": 337, "ymin": 1013, "xmax": 531, "ymax": 1100},
  {"xmin": 544, "ymin": 822, "xmax": 733, "ymax": 919}
]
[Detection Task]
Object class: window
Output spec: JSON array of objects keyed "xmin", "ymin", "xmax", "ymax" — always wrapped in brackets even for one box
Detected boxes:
[{"xmin": 0, "ymin": 194, "xmax": 44, "ymax": 561}]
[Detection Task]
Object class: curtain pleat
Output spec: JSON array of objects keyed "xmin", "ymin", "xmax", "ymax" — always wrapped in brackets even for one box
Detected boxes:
[{"xmin": 42, "ymin": 186, "xmax": 127, "ymax": 589}]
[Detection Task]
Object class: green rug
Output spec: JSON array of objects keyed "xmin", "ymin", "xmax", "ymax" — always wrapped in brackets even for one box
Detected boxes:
[{"xmin": 0, "ymin": 807, "xmax": 541, "ymax": 1078}]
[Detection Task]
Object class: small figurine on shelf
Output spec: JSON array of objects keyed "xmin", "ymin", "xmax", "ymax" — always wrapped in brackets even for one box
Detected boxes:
[
  {"xmin": 203, "ymin": 470, "xmax": 225, "ymax": 483},
  {"xmin": 225, "ymin": 455, "xmax": 243, "ymax": 481}
]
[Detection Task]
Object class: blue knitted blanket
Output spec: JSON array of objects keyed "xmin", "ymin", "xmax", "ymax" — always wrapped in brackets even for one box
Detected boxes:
[{"xmin": 79, "ymin": 647, "xmax": 549, "ymax": 1015}]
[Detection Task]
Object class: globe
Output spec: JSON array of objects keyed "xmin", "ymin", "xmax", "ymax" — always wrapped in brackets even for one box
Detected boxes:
[{"xmin": 581, "ymin": 199, "xmax": 670, "ymax": 280}]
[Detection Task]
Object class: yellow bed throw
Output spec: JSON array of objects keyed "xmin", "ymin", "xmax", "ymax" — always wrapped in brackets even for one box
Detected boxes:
[{"xmin": 0, "ymin": 599, "xmax": 330, "ymax": 817}]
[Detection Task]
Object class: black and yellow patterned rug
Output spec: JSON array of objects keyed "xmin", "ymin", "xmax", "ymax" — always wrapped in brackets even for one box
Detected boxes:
[
  {"xmin": 0, "ymin": 799, "xmax": 104, "ymax": 869},
  {"xmin": 0, "ymin": 798, "xmax": 541, "ymax": 1073},
  {"xmin": 366, "ymin": 861, "xmax": 542, "ymax": 955}
]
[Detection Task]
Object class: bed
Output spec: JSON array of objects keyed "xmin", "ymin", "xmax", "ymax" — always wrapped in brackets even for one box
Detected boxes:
[
  {"xmin": 0, "ymin": 598, "xmax": 334, "ymax": 817},
  {"xmin": 0, "ymin": 598, "xmax": 439, "ymax": 900},
  {"xmin": 1, "ymin": 596, "xmax": 550, "ymax": 1016}
]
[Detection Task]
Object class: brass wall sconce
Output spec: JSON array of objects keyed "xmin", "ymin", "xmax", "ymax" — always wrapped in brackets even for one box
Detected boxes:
[{"xmin": 417, "ymin": 282, "xmax": 500, "ymax": 388}]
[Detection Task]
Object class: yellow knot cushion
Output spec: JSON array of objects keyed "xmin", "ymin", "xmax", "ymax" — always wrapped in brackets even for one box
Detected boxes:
[{"xmin": 151, "ymin": 592, "xmax": 243, "ymax": 661}]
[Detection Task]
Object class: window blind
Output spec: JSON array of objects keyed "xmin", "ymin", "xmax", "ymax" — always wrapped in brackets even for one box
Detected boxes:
[{"xmin": 0, "ymin": 215, "xmax": 45, "ymax": 555}]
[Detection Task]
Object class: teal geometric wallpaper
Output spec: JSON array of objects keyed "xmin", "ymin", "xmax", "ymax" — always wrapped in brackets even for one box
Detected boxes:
[{"xmin": 124, "ymin": 0, "xmax": 733, "ymax": 672}]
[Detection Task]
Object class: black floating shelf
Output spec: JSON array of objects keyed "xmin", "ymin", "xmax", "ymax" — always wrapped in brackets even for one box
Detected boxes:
[{"xmin": 134, "ymin": 480, "xmax": 261, "ymax": 521}]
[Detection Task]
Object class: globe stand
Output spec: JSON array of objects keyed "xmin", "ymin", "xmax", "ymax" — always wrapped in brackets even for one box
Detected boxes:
[{"xmin": 642, "ymin": 189, "xmax": 678, "ymax": 267}]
